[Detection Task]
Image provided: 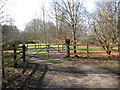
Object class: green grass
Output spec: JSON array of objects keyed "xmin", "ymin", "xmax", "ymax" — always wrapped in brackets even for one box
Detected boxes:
[
  {"xmin": 65, "ymin": 57, "xmax": 118, "ymax": 68},
  {"xmin": 91, "ymin": 61, "xmax": 118, "ymax": 68},
  {"xmin": 59, "ymin": 63, "xmax": 65, "ymax": 66},
  {"xmin": 5, "ymin": 67, "xmax": 14, "ymax": 72},
  {"xmin": 44, "ymin": 59, "xmax": 58, "ymax": 64}
]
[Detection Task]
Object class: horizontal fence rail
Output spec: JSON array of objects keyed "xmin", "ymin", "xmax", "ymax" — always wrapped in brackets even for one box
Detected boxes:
[
  {"xmin": 2, "ymin": 57, "xmax": 23, "ymax": 69},
  {"xmin": 68, "ymin": 44, "xmax": 120, "ymax": 47},
  {"xmin": 69, "ymin": 49, "xmax": 120, "ymax": 51},
  {"xmin": 67, "ymin": 44, "xmax": 120, "ymax": 58},
  {"xmin": 2, "ymin": 51, "xmax": 23, "ymax": 59},
  {"xmin": 2, "ymin": 46, "xmax": 22, "ymax": 51},
  {"xmin": 69, "ymin": 53, "xmax": 120, "ymax": 57},
  {"xmin": 1, "ymin": 45, "xmax": 26, "ymax": 78}
]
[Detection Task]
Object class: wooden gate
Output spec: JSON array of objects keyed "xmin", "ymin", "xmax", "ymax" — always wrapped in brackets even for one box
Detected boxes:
[{"xmin": 26, "ymin": 44, "xmax": 66, "ymax": 59}]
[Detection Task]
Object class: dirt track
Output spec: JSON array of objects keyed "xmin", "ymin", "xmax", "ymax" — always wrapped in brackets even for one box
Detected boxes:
[
  {"xmin": 3, "ymin": 55, "xmax": 119, "ymax": 89},
  {"xmin": 31, "ymin": 57, "xmax": 119, "ymax": 88}
]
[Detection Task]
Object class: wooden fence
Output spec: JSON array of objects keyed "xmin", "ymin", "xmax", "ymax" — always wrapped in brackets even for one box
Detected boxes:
[
  {"xmin": 1, "ymin": 45, "xmax": 26, "ymax": 78},
  {"xmin": 66, "ymin": 44, "xmax": 120, "ymax": 57}
]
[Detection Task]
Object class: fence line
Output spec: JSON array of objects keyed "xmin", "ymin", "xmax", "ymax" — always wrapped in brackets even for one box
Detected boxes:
[
  {"xmin": 2, "ymin": 57, "xmax": 23, "ymax": 69},
  {"xmin": 68, "ymin": 44, "xmax": 120, "ymax": 47},
  {"xmin": 69, "ymin": 53, "xmax": 120, "ymax": 57},
  {"xmin": 2, "ymin": 46, "xmax": 22, "ymax": 51},
  {"xmin": 69, "ymin": 49, "xmax": 120, "ymax": 51},
  {"xmin": 2, "ymin": 45, "xmax": 26, "ymax": 78},
  {"xmin": 67, "ymin": 44, "xmax": 120, "ymax": 58}
]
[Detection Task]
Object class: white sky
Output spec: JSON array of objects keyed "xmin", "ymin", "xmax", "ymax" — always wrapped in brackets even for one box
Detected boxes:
[{"xmin": 7, "ymin": 0, "xmax": 96, "ymax": 31}]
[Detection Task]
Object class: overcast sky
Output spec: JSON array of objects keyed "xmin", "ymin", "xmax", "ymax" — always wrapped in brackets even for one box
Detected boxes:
[{"xmin": 7, "ymin": 0, "xmax": 96, "ymax": 31}]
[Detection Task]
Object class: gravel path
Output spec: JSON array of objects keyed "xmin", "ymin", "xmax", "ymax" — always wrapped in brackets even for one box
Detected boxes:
[{"xmin": 30, "ymin": 57, "xmax": 119, "ymax": 88}]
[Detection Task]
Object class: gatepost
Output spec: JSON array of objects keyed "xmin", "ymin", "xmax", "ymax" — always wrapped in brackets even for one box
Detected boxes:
[{"xmin": 65, "ymin": 39, "xmax": 70, "ymax": 57}]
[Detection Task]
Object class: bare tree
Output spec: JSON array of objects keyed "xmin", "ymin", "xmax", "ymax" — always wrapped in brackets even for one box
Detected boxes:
[
  {"xmin": 23, "ymin": 19, "xmax": 44, "ymax": 42},
  {"xmin": 42, "ymin": 6, "xmax": 47, "ymax": 45},
  {"xmin": 0, "ymin": 0, "xmax": 11, "ymax": 24},
  {"xmin": 23, "ymin": 18, "xmax": 56, "ymax": 44},
  {"xmin": 54, "ymin": 0, "xmax": 59, "ymax": 44},
  {"xmin": 118, "ymin": 1, "xmax": 120, "ymax": 55},
  {"xmin": 53, "ymin": 0, "xmax": 86, "ymax": 56},
  {"xmin": 46, "ymin": 21, "xmax": 56, "ymax": 44},
  {"xmin": 88, "ymin": 1, "xmax": 118, "ymax": 55}
]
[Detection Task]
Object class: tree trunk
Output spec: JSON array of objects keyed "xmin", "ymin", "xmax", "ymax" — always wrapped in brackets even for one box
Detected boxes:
[
  {"xmin": 43, "ymin": 6, "xmax": 47, "ymax": 47},
  {"xmin": 118, "ymin": 1, "xmax": 120, "ymax": 56},
  {"xmin": 73, "ymin": 28, "xmax": 79, "ymax": 57},
  {"xmin": 55, "ymin": 2, "xmax": 58, "ymax": 44},
  {"xmin": 106, "ymin": 46, "xmax": 111, "ymax": 55},
  {"xmin": 102, "ymin": 46, "xmax": 112, "ymax": 55}
]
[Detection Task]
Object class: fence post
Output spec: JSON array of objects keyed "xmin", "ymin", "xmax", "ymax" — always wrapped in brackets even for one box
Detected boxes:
[
  {"xmin": 14, "ymin": 48, "xmax": 17, "ymax": 68},
  {"xmin": 108, "ymin": 44, "xmax": 110, "ymax": 58},
  {"xmin": 87, "ymin": 44, "xmax": 89, "ymax": 58},
  {"xmin": 40, "ymin": 43, "xmax": 41, "ymax": 48},
  {"xmin": 27, "ymin": 43, "xmax": 28, "ymax": 48},
  {"xmin": 22, "ymin": 44, "xmax": 26, "ymax": 62},
  {"xmin": 2, "ymin": 51, "xmax": 5, "ymax": 78},
  {"xmin": 47, "ymin": 45, "xmax": 50, "ymax": 59},
  {"xmin": 65, "ymin": 39, "xmax": 70, "ymax": 57},
  {"xmin": 62, "ymin": 44, "xmax": 63, "ymax": 50},
  {"xmin": 58, "ymin": 44, "xmax": 59, "ymax": 52},
  {"xmin": 35, "ymin": 42, "xmax": 36, "ymax": 51}
]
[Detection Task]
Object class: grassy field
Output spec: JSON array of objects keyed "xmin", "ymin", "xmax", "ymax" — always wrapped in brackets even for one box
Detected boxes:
[{"xmin": 3, "ymin": 43, "xmax": 120, "ymax": 56}]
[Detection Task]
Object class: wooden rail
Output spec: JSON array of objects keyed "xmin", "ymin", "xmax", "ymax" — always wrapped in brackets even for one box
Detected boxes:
[
  {"xmin": 2, "ymin": 57, "xmax": 23, "ymax": 69},
  {"xmin": 69, "ymin": 53, "xmax": 120, "ymax": 57},
  {"xmin": 2, "ymin": 45, "xmax": 26, "ymax": 78},
  {"xmin": 2, "ymin": 46, "xmax": 22, "ymax": 51},
  {"xmin": 68, "ymin": 44, "xmax": 120, "ymax": 47},
  {"xmin": 2, "ymin": 51, "xmax": 23, "ymax": 59},
  {"xmin": 69, "ymin": 49, "xmax": 120, "ymax": 51},
  {"xmin": 67, "ymin": 44, "xmax": 120, "ymax": 58}
]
